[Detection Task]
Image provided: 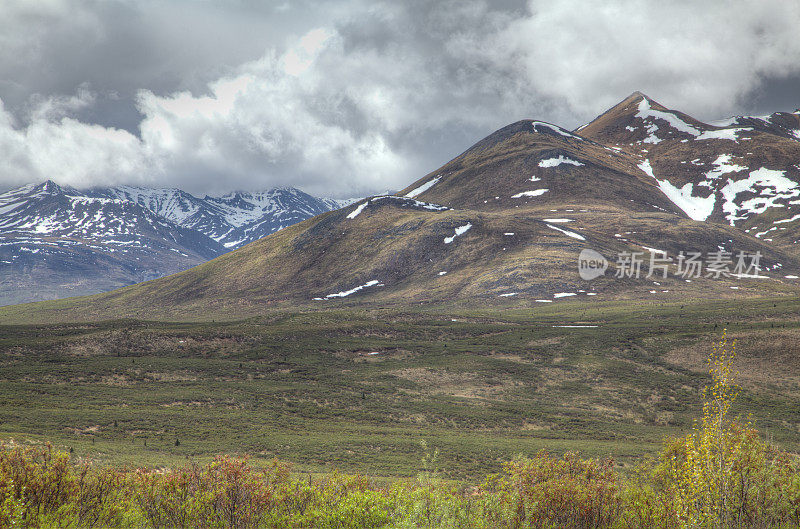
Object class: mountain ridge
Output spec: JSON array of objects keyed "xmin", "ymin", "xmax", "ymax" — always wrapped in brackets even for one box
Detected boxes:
[
  {"xmin": 3, "ymin": 92, "xmax": 800, "ymax": 321},
  {"xmin": 0, "ymin": 181, "xmax": 350, "ymax": 305},
  {"xmin": 577, "ymin": 92, "xmax": 800, "ymax": 240},
  {"xmin": 92, "ymin": 184, "xmax": 355, "ymax": 249},
  {"xmin": 4, "ymin": 92, "xmax": 800, "ymax": 322}
]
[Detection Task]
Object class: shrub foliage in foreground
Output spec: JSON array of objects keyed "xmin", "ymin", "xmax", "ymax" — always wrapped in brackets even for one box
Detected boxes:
[{"xmin": 2, "ymin": 334, "xmax": 800, "ymax": 528}]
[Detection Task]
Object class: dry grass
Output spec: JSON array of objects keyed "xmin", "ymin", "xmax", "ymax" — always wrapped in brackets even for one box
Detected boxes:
[
  {"xmin": 391, "ymin": 367, "xmax": 518, "ymax": 398},
  {"xmin": 664, "ymin": 328, "xmax": 800, "ymax": 391}
]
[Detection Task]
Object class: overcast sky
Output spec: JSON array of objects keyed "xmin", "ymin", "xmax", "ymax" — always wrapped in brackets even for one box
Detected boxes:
[{"xmin": 0, "ymin": 0, "xmax": 798, "ymax": 197}]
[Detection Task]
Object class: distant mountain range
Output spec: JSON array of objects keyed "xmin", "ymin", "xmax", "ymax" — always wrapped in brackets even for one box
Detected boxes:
[
  {"xmin": 0, "ymin": 181, "xmax": 353, "ymax": 305},
  {"xmin": 93, "ymin": 186, "xmax": 352, "ymax": 250},
  {"xmin": 4, "ymin": 91, "xmax": 800, "ymax": 319}
]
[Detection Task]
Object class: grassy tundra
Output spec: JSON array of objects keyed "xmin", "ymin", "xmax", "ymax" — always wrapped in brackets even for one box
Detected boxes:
[
  {"xmin": 3, "ymin": 298, "xmax": 800, "ymax": 476},
  {"xmin": 2, "ymin": 334, "xmax": 799, "ymax": 528}
]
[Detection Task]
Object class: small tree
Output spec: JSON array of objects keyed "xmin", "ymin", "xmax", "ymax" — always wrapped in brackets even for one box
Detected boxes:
[
  {"xmin": 641, "ymin": 331, "xmax": 800, "ymax": 528},
  {"xmin": 677, "ymin": 331, "xmax": 741, "ymax": 525}
]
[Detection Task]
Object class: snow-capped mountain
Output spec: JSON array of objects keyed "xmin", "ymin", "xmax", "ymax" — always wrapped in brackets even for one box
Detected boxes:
[
  {"xmin": 0, "ymin": 181, "xmax": 351, "ymax": 305},
  {"xmin": 183, "ymin": 188, "xmax": 351, "ymax": 249},
  {"xmin": 578, "ymin": 93, "xmax": 800, "ymax": 246},
  {"xmin": 0, "ymin": 181, "xmax": 226, "ymax": 305},
  {"xmin": 0, "ymin": 181, "xmax": 222, "ymax": 256},
  {"xmin": 43, "ymin": 91, "xmax": 800, "ymax": 314},
  {"xmin": 95, "ymin": 186, "xmax": 355, "ymax": 249}
]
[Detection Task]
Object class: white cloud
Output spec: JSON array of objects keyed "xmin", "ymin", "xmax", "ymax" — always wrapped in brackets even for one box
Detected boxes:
[
  {"xmin": 1, "ymin": 0, "xmax": 799, "ymax": 196},
  {"xmin": 284, "ymin": 28, "xmax": 334, "ymax": 76},
  {"xmin": 489, "ymin": 0, "xmax": 800, "ymax": 120},
  {"xmin": 133, "ymin": 32, "xmax": 408, "ymax": 196}
]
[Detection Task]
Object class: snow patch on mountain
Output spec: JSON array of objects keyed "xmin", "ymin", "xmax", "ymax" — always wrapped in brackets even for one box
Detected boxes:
[
  {"xmin": 347, "ymin": 196, "xmax": 450, "ymax": 219},
  {"xmin": 696, "ymin": 128, "xmax": 752, "ymax": 141},
  {"xmin": 405, "ymin": 176, "xmax": 441, "ymax": 198},
  {"xmin": 531, "ymin": 121, "xmax": 583, "ymax": 140},
  {"xmin": 444, "ymin": 223, "xmax": 472, "ymax": 244},
  {"xmin": 347, "ymin": 201, "xmax": 369, "ymax": 219},
  {"xmin": 774, "ymin": 213, "xmax": 800, "ymax": 225},
  {"xmin": 703, "ymin": 155, "xmax": 747, "ymax": 182},
  {"xmin": 637, "ymin": 160, "xmax": 655, "ymax": 178},
  {"xmin": 538, "ymin": 155, "xmax": 584, "ymax": 168},
  {"xmin": 658, "ymin": 181, "xmax": 716, "ymax": 222},
  {"xmin": 636, "ymin": 98, "xmax": 700, "ymax": 137},
  {"xmin": 632, "ymin": 98, "xmax": 752, "ymax": 144},
  {"xmin": 546, "ymin": 223, "xmax": 585, "ymax": 240},
  {"xmin": 639, "ymin": 160, "xmax": 715, "ymax": 221},
  {"xmin": 512, "ymin": 189, "xmax": 549, "ymax": 198},
  {"xmin": 322, "ymin": 279, "xmax": 382, "ymax": 299},
  {"xmin": 720, "ymin": 168, "xmax": 800, "ymax": 225}
]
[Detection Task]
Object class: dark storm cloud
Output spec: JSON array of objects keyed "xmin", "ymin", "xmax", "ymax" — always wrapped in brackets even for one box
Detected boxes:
[
  {"xmin": 0, "ymin": 0, "xmax": 325, "ymax": 128},
  {"xmin": 0, "ymin": 0, "xmax": 798, "ymax": 197},
  {"xmin": 746, "ymin": 75, "xmax": 800, "ymax": 116}
]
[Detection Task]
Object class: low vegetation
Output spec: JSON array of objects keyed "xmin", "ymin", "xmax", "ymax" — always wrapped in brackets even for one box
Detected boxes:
[
  {"xmin": 2, "ymin": 333, "xmax": 798, "ymax": 528},
  {"xmin": 4, "ymin": 298, "xmax": 800, "ymax": 477}
]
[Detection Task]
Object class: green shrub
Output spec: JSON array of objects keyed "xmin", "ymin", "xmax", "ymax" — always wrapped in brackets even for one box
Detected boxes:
[
  {"xmin": 314, "ymin": 489, "xmax": 389, "ymax": 529},
  {"xmin": 501, "ymin": 451, "xmax": 621, "ymax": 528}
]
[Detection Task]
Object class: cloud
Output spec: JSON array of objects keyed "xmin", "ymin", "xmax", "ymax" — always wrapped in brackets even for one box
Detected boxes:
[
  {"xmin": 0, "ymin": 97, "xmax": 147, "ymax": 188},
  {"xmin": 133, "ymin": 41, "xmax": 409, "ymax": 196},
  {"xmin": 0, "ymin": 0, "xmax": 798, "ymax": 196},
  {"xmin": 489, "ymin": 0, "xmax": 800, "ymax": 120}
]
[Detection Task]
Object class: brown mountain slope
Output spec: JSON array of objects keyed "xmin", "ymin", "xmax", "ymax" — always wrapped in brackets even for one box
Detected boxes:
[
  {"xmin": 397, "ymin": 119, "xmax": 684, "ymax": 216},
  {"xmin": 4, "ymin": 197, "xmax": 797, "ymax": 322}
]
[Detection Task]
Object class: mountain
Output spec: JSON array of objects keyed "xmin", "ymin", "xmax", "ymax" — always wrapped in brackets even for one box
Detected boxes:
[
  {"xmin": 0, "ymin": 182, "xmax": 349, "ymax": 305},
  {"xmin": 395, "ymin": 119, "xmax": 684, "ymax": 214},
  {"xmin": 7, "ymin": 92, "xmax": 800, "ymax": 322},
  {"xmin": 578, "ymin": 93, "xmax": 800, "ymax": 246},
  {"xmin": 93, "ymin": 186, "xmax": 353, "ymax": 249},
  {"xmin": 0, "ymin": 181, "xmax": 225, "ymax": 305}
]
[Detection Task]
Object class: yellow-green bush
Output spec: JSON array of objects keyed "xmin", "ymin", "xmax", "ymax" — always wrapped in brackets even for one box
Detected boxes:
[
  {"xmin": 622, "ymin": 333, "xmax": 800, "ymax": 529},
  {"xmin": 495, "ymin": 451, "xmax": 621, "ymax": 528},
  {"xmin": 0, "ymin": 442, "xmax": 126, "ymax": 528},
  {"xmin": 134, "ymin": 456, "xmax": 291, "ymax": 528}
]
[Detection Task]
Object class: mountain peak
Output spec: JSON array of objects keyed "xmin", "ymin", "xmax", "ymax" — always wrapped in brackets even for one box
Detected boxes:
[
  {"xmin": 577, "ymin": 91, "xmax": 707, "ymax": 145},
  {"xmin": 607, "ymin": 91, "xmax": 667, "ymax": 116},
  {"xmin": 37, "ymin": 180, "xmax": 63, "ymax": 194},
  {"xmin": 623, "ymin": 90, "xmax": 647, "ymax": 103}
]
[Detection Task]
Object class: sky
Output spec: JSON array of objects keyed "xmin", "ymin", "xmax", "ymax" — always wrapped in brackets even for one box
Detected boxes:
[{"xmin": 0, "ymin": 0, "xmax": 798, "ymax": 198}]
